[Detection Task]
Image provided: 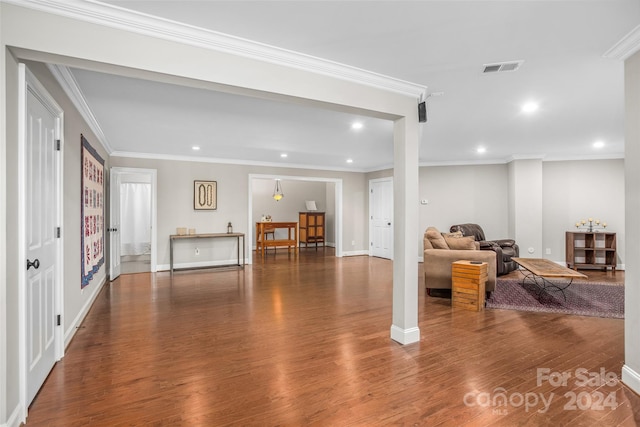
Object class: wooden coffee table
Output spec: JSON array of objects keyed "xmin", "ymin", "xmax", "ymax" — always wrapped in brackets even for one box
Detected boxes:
[{"xmin": 512, "ymin": 257, "xmax": 588, "ymax": 300}]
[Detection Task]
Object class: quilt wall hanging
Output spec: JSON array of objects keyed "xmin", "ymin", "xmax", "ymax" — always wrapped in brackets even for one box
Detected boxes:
[{"xmin": 81, "ymin": 134, "xmax": 105, "ymax": 288}]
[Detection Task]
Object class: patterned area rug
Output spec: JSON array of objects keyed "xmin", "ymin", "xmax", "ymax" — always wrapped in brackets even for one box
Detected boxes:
[{"xmin": 486, "ymin": 278, "xmax": 624, "ymax": 319}]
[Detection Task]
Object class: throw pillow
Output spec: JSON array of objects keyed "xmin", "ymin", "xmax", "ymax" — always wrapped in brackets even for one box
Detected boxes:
[
  {"xmin": 444, "ymin": 235, "xmax": 476, "ymax": 250},
  {"xmin": 425, "ymin": 227, "xmax": 449, "ymax": 249},
  {"xmin": 443, "ymin": 231, "xmax": 463, "ymax": 239}
]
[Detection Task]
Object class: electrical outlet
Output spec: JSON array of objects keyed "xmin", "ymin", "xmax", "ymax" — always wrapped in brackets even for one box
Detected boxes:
[
  {"xmin": 545, "ymin": 248, "xmax": 551, "ymax": 255},
  {"xmin": 195, "ymin": 248, "xmax": 200, "ymax": 256},
  {"xmin": 352, "ymin": 240, "xmax": 355, "ymax": 246}
]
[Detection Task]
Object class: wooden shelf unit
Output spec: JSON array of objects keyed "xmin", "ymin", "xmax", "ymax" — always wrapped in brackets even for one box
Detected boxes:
[
  {"xmin": 299, "ymin": 212, "xmax": 325, "ymax": 249},
  {"xmin": 565, "ymin": 231, "xmax": 616, "ymax": 272}
]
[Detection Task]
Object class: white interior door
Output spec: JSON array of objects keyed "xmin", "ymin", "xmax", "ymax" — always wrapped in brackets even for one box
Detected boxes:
[
  {"xmin": 109, "ymin": 168, "xmax": 122, "ymax": 280},
  {"xmin": 24, "ymin": 69, "xmax": 62, "ymax": 405},
  {"xmin": 110, "ymin": 167, "xmax": 158, "ymax": 274},
  {"xmin": 370, "ymin": 178, "xmax": 394, "ymax": 259}
]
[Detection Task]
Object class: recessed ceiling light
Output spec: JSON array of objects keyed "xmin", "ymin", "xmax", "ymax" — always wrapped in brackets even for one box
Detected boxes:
[
  {"xmin": 351, "ymin": 122, "xmax": 363, "ymax": 130},
  {"xmin": 280, "ymin": 153, "xmax": 288, "ymax": 158},
  {"xmin": 346, "ymin": 159, "xmax": 354, "ymax": 163},
  {"xmin": 522, "ymin": 102, "xmax": 539, "ymax": 114},
  {"xmin": 593, "ymin": 141, "xmax": 605, "ymax": 149},
  {"xmin": 192, "ymin": 146, "xmax": 200, "ymax": 151},
  {"xmin": 477, "ymin": 146, "xmax": 486, "ymax": 154}
]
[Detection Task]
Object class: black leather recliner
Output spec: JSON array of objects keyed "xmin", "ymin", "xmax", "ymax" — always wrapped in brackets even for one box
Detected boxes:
[{"xmin": 449, "ymin": 223, "xmax": 519, "ymax": 276}]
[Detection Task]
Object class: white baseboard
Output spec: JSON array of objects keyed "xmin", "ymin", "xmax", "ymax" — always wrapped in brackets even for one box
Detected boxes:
[
  {"xmin": 342, "ymin": 250, "xmax": 369, "ymax": 257},
  {"xmin": 65, "ymin": 276, "xmax": 107, "ymax": 349},
  {"xmin": 622, "ymin": 364, "xmax": 640, "ymax": 395},
  {"xmin": 390, "ymin": 325, "xmax": 420, "ymax": 345}
]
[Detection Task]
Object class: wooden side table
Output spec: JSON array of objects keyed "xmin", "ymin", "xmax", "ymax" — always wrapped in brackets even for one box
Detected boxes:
[{"xmin": 451, "ymin": 260, "xmax": 488, "ymax": 311}]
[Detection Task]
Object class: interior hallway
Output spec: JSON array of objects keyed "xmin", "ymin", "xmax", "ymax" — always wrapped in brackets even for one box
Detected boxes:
[{"xmin": 25, "ymin": 250, "xmax": 639, "ymax": 426}]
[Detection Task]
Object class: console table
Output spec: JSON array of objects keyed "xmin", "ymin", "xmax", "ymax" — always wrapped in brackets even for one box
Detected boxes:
[
  {"xmin": 169, "ymin": 233, "xmax": 245, "ymax": 274},
  {"xmin": 255, "ymin": 222, "xmax": 298, "ymax": 257}
]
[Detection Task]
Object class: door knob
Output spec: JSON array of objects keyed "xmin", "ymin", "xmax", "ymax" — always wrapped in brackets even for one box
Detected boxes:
[{"xmin": 27, "ymin": 259, "xmax": 40, "ymax": 270}]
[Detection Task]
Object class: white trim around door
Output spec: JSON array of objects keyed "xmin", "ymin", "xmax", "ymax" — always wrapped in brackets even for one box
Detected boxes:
[
  {"xmin": 109, "ymin": 167, "xmax": 158, "ymax": 275},
  {"xmin": 18, "ymin": 64, "xmax": 65, "ymax": 422}
]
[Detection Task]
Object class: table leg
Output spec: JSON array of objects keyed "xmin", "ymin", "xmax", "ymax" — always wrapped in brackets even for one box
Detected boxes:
[
  {"xmin": 519, "ymin": 269, "xmax": 572, "ymax": 301},
  {"xmin": 170, "ymin": 238, "xmax": 174, "ymax": 275}
]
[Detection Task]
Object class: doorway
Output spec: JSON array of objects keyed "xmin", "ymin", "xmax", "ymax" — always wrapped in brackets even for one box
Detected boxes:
[
  {"xmin": 18, "ymin": 65, "xmax": 64, "ymax": 409},
  {"xmin": 369, "ymin": 177, "xmax": 394, "ymax": 259},
  {"xmin": 109, "ymin": 167, "xmax": 157, "ymax": 278},
  {"xmin": 247, "ymin": 174, "xmax": 343, "ymax": 264}
]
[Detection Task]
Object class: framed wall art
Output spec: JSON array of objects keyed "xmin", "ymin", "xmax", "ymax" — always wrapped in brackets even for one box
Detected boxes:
[
  {"xmin": 194, "ymin": 180, "xmax": 217, "ymax": 210},
  {"xmin": 81, "ymin": 134, "xmax": 105, "ymax": 288}
]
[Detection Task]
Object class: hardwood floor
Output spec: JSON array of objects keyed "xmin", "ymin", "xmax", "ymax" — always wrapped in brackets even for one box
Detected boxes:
[{"xmin": 24, "ymin": 251, "xmax": 639, "ymax": 426}]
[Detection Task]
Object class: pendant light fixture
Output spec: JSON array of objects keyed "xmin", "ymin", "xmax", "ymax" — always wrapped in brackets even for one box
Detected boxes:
[{"xmin": 273, "ymin": 179, "xmax": 284, "ymax": 201}]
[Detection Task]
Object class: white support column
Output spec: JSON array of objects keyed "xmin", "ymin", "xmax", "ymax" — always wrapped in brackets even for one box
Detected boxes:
[
  {"xmin": 623, "ymin": 50, "xmax": 640, "ymax": 395},
  {"xmin": 390, "ymin": 116, "xmax": 420, "ymax": 345},
  {"xmin": 508, "ymin": 159, "xmax": 543, "ymax": 257}
]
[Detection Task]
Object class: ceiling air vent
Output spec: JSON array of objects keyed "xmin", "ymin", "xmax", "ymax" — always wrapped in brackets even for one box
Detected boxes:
[{"xmin": 482, "ymin": 60, "xmax": 524, "ymax": 74}]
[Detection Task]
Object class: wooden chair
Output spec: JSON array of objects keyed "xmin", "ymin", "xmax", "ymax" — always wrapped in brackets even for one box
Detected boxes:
[{"xmin": 263, "ymin": 224, "xmax": 276, "ymax": 252}]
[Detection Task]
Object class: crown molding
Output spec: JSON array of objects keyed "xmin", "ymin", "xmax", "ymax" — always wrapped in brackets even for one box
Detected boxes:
[
  {"xmin": 110, "ymin": 151, "xmax": 372, "ymax": 173},
  {"xmin": 5, "ymin": 0, "xmax": 426, "ymax": 99},
  {"xmin": 604, "ymin": 24, "xmax": 640, "ymax": 60},
  {"xmin": 46, "ymin": 64, "xmax": 113, "ymax": 153},
  {"xmin": 505, "ymin": 154, "xmax": 546, "ymax": 162},
  {"xmin": 417, "ymin": 153, "xmax": 624, "ymax": 168},
  {"xmin": 541, "ymin": 152, "xmax": 624, "ymax": 162}
]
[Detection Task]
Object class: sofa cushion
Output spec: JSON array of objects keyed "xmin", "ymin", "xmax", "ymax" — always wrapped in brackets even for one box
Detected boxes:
[
  {"xmin": 425, "ymin": 227, "xmax": 449, "ymax": 249},
  {"xmin": 444, "ymin": 235, "xmax": 476, "ymax": 250}
]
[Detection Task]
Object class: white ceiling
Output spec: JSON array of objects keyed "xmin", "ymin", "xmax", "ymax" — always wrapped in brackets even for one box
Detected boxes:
[{"xmin": 65, "ymin": 1, "xmax": 640, "ymax": 171}]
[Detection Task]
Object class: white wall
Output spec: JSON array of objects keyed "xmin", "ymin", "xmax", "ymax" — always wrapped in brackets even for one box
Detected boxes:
[
  {"xmin": 509, "ymin": 159, "xmax": 543, "ymax": 258},
  {"xmin": 418, "ymin": 164, "xmax": 510, "ymax": 250},
  {"xmin": 543, "ymin": 159, "xmax": 625, "ymax": 266},
  {"xmin": 623, "ymin": 49, "xmax": 640, "ymax": 396}
]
